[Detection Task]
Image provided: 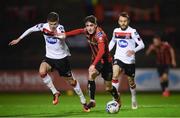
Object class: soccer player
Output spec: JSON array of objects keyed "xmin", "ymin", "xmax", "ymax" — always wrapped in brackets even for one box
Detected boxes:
[
  {"xmin": 146, "ymin": 35, "xmax": 176, "ymax": 97},
  {"xmin": 109, "ymin": 12, "xmax": 145, "ymax": 109},
  {"xmin": 9, "ymin": 12, "xmax": 90, "ymax": 112},
  {"xmin": 59, "ymin": 15, "xmax": 120, "ymax": 110}
]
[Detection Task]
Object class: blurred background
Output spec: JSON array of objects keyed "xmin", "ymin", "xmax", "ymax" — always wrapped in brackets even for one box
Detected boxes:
[{"xmin": 0, "ymin": 0, "xmax": 180, "ymax": 92}]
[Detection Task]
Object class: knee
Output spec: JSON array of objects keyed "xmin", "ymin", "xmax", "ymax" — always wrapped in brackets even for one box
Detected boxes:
[
  {"xmin": 112, "ymin": 73, "xmax": 119, "ymax": 79},
  {"xmin": 105, "ymin": 86, "xmax": 112, "ymax": 91},
  {"xmin": 69, "ymin": 79, "xmax": 77, "ymax": 87},
  {"xmin": 39, "ymin": 72, "xmax": 47, "ymax": 78},
  {"xmin": 89, "ymin": 71, "xmax": 97, "ymax": 80},
  {"xmin": 112, "ymin": 71, "xmax": 120, "ymax": 79},
  {"xmin": 161, "ymin": 73, "xmax": 168, "ymax": 80}
]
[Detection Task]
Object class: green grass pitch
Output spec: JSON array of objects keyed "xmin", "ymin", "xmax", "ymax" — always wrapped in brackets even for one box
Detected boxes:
[{"xmin": 0, "ymin": 92, "xmax": 179, "ymax": 117}]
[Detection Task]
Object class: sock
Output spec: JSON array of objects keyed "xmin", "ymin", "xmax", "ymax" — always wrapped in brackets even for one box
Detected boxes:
[
  {"xmin": 88, "ymin": 80, "xmax": 96, "ymax": 100},
  {"xmin": 160, "ymin": 82, "xmax": 166, "ymax": 92},
  {"xmin": 112, "ymin": 79, "xmax": 119, "ymax": 92},
  {"xmin": 109, "ymin": 86, "xmax": 119, "ymax": 100},
  {"xmin": 130, "ymin": 88, "xmax": 136, "ymax": 102},
  {"xmin": 164, "ymin": 80, "xmax": 169, "ymax": 91},
  {"xmin": 73, "ymin": 80, "xmax": 86, "ymax": 104},
  {"xmin": 42, "ymin": 74, "xmax": 58, "ymax": 94}
]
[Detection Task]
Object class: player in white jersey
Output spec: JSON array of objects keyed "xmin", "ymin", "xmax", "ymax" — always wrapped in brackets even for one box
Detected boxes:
[
  {"xmin": 109, "ymin": 12, "xmax": 145, "ymax": 109},
  {"xmin": 9, "ymin": 12, "xmax": 90, "ymax": 112}
]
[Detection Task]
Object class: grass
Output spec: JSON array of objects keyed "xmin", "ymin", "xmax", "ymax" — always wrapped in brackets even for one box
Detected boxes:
[{"xmin": 0, "ymin": 92, "xmax": 179, "ymax": 117}]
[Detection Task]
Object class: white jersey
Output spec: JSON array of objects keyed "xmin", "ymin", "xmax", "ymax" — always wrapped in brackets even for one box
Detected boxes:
[
  {"xmin": 19, "ymin": 23, "xmax": 70, "ymax": 59},
  {"xmin": 109, "ymin": 26, "xmax": 145, "ymax": 64}
]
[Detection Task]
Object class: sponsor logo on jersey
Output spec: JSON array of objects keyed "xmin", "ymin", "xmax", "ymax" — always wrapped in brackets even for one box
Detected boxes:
[
  {"xmin": 36, "ymin": 23, "xmax": 43, "ymax": 29},
  {"xmin": 118, "ymin": 40, "xmax": 128, "ymax": 48},
  {"xmin": 134, "ymin": 31, "xmax": 139, "ymax": 35},
  {"xmin": 59, "ymin": 26, "xmax": 64, "ymax": 31},
  {"xmin": 97, "ymin": 32, "xmax": 103, "ymax": 37},
  {"xmin": 46, "ymin": 37, "xmax": 57, "ymax": 44},
  {"xmin": 115, "ymin": 32, "xmax": 132, "ymax": 39}
]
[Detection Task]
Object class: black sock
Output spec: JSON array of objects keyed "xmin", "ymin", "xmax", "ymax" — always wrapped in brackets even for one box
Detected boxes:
[
  {"xmin": 109, "ymin": 86, "xmax": 119, "ymax": 100},
  {"xmin": 161, "ymin": 81, "xmax": 168, "ymax": 92},
  {"xmin": 88, "ymin": 80, "xmax": 96, "ymax": 100},
  {"xmin": 164, "ymin": 80, "xmax": 169, "ymax": 90}
]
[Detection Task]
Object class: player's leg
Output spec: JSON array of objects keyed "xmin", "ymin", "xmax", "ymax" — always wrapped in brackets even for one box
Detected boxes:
[
  {"xmin": 87, "ymin": 66, "xmax": 99, "ymax": 109},
  {"xmin": 62, "ymin": 76, "xmax": 90, "ymax": 112},
  {"xmin": 102, "ymin": 62, "xmax": 121, "ymax": 106},
  {"xmin": 112, "ymin": 60, "xmax": 123, "ymax": 92},
  {"xmin": 56, "ymin": 57, "xmax": 89, "ymax": 112},
  {"xmin": 158, "ymin": 65, "xmax": 170, "ymax": 96},
  {"xmin": 127, "ymin": 76, "xmax": 137, "ymax": 109},
  {"xmin": 105, "ymin": 80, "xmax": 121, "ymax": 105},
  {"xmin": 39, "ymin": 61, "xmax": 60, "ymax": 105},
  {"xmin": 125, "ymin": 64, "xmax": 137, "ymax": 109},
  {"xmin": 112, "ymin": 65, "xmax": 122, "ymax": 91},
  {"xmin": 161, "ymin": 73, "xmax": 170, "ymax": 97}
]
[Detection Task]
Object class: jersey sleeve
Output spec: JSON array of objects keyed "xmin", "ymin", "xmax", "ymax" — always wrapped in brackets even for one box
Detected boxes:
[
  {"xmin": 132, "ymin": 29, "xmax": 145, "ymax": 52},
  {"xmin": 19, "ymin": 23, "xmax": 44, "ymax": 39},
  {"xmin": 109, "ymin": 29, "xmax": 117, "ymax": 52},
  {"xmin": 65, "ymin": 28, "xmax": 85, "ymax": 37},
  {"xmin": 92, "ymin": 41, "xmax": 105, "ymax": 66},
  {"xmin": 92, "ymin": 31, "xmax": 106, "ymax": 65},
  {"xmin": 58, "ymin": 25, "xmax": 65, "ymax": 33}
]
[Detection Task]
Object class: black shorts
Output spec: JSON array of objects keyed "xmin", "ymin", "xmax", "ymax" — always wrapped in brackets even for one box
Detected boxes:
[
  {"xmin": 43, "ymin": 56, "xmax": 72, "ymax": 77},
  {"xmin": 113, "ymin": 59, "xmax": 135, "ymax": 78},
  {"xmin": 95, "ymin": 61, "xmax": 112, "ymax": 81},
  {"xmin": 157, "ymin": 64, "xmax": 169, "ymax": 77}
]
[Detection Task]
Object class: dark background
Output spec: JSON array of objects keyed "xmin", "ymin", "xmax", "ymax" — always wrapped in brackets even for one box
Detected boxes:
[{"xmin": 0, "ymin": 0, "xmax": 180, "ymax": 70}]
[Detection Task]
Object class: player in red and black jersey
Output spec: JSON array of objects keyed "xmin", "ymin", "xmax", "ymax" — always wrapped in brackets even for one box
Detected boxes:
[
  {"xmin": 146, "ymin": 35, "xmax": 176, "ymax": 97},
  {"xmin": 59, "ymin": 15, "xmax": 120, "ymax": 110}
]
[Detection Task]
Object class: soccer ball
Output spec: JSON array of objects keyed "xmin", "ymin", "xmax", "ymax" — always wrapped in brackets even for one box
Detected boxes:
[{"xmin": 106, "ymin": 100, "xmax": 120, "ymax": 114}]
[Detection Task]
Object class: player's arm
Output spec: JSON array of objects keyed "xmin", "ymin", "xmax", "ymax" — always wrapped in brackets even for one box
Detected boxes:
[
  {"xmin": 133, "ymin": 30, "xmax": 145, "ymax": 53},
  {"xmin": 146, "ymin": 44, "xmax": 154, "ymax": 56},
  {"xmin": 89, "ymin": 40, "xmax": 105, "ymax": 72},
  {"xmin": 127, "ymin": 30, "xmax": 145, "ymax": 56},
  {"xmin": 56, "ymin": 28, "xmax": 85, "ymax": 39},
  {"xmin": 92, "ymin": 37, "xmax": 105, "ymax": 66},
  {"xmin": 169, "ymin": 45, "xmax": 176, "ymax": 67},
  {"xmin": 109, "ymin": 30, "xmax": 117, "ymax": 52},
  {"xmin": 65, "ymin": 28, "xmax": 85, "ymax": 37},
  {"xmin": 9, "ymin": 24, "xmax": 43, "ymax": 45}
]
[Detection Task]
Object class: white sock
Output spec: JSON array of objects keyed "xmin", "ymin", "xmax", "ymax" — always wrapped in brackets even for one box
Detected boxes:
[
  {"xmin": 73, "ymin": 80, "xmax": 86, "ymax": 104},
  {"xmin": 130, "ymin": 88, "xmax": 136, "ymax": 102},
  {"xmin": 112, "ymin": 80, "xmax": 119, "ymax": 92},
  {"xmin": 42, "ymin": 74, "xmax": 58, "ymax": 94}
]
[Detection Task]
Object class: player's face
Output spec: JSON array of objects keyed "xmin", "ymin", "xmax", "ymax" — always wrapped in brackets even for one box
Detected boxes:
[
  {"xmin": 118, "ymin": 16, "xmax": 129, "ymax": 30},
  {"xmin": 153, "ymin": 38, "xmax": 161, "ymax": 47},
  {"xmin": 48, "ymin": 21, "xmax": 58, "ymax": 31},
  {"xmin": 85, "ymin": 21, "xmax": 97, "ymax": 35}
]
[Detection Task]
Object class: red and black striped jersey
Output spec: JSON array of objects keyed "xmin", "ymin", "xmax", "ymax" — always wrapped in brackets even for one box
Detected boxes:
[
  {"xmin": 66, "ymin": 27, "xmax": 112, "ymax": 66},
  {"xmin": 149, "ymin": 42, "xmax": 172, "ymax": 65}
]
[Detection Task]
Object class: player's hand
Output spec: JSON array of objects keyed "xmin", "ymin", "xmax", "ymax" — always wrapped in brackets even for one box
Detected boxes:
[
  {"xmin": 126, "ymin": 50, "xmax": 135, "ymax": 57},
  {"xmin": 89, "ymin": 65, "xmax": 96, "ymax": 73},
  {"xmin": 172, "ymin": 60, "xmax": 177, "ymax": 68},
  {"xmin": 9, "ymin": 38, "xmax": 21, "ymax": 45},
  {"xmin": 55, "ymin": 33, "xmax": 66, "ymax": 39}
]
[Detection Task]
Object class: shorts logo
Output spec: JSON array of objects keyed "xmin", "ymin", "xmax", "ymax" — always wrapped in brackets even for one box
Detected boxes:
[
  {"xmin": 118, "ymin": 40, "xmax": 128, "ymax": 48},
  {"xmin": 46, "ymin": 37, "xmax": 57, "ymax": 44},
  {"xmin": 114, "ymin": 60, "xmax": 118, "ymax": 65}
]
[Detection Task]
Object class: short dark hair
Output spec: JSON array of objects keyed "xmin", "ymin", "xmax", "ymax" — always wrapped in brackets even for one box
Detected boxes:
[
  {"xmin": 119, "ymin": 12, "xmax": 130, "ymax": 21},
  {"xmin": 84, "ymin": 15, "xmax": 97, "ymax": 24},
  {"xmin": 154, "ymin": 35, "xmax": 161, "ymax": 40},
  {"xmin": 47, "ymin": 12, "xmax": 59, "ymax": 22}
]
